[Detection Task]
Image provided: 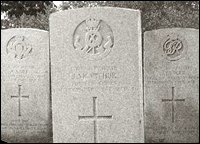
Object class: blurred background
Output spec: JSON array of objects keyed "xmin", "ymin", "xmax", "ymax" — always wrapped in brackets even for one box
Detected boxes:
[{"xmin": 1, "ymin": 1, "xmax": 199, "ymax": 31}]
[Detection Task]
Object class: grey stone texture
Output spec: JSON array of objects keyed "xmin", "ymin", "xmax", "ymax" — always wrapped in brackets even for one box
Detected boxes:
[
  {"xmin": 50, "ymin": 7, "xmax": 144, "ymax": 143},
  {"xmin": 144, "ymin": 28, "xmax": 199, "ymax": 143},
  {"xmin": 1, "ymin": 28, "xmax": 52, "ymax": 143}
]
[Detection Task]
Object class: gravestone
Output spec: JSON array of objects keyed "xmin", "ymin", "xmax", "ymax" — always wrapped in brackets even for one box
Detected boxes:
[
  {"xmin": 1, "ymin": 28, "xmax": 52, "ymax": 143},
  {"xmin": 144, "ymin": 28, "xmax": 199, "ymax": 143},
  {"xmin": 50, "ymin": 7, "xmax": 144, "ymax": 143}
]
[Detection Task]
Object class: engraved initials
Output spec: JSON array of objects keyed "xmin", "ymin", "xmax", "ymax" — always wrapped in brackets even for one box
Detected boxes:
[
  {"xmin": 161, "ymin": 33, "xmax": 187, "ymax": 61},
  {"xmin": 164, "ymin": 38, "xmax": 183, "ymax": 55}
]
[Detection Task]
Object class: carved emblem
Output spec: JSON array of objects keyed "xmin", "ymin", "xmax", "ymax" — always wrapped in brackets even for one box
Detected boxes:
[
  {"xmin": 162, "ymin": 33, "xmax": 187, "ymax": 61},
  {"xmin": 7, "ymin": 36, "xmax": 32, "ymax": 60},
  {"xmin": 73, "ymin": 18, "xmax": 114, "ymax": 60}
]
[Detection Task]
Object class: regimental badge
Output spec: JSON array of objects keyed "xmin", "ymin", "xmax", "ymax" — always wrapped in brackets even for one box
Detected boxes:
[
  {"xmin": 7, "ymin": 36, "xmax": 32, "ymax": 60},
  {"xmin": 161, "ymin": 33, "xmax": 187, "ymax": 61},
  {"xmin": 73, "ymin": 18, "xmax": 114, "ymax": 60}
]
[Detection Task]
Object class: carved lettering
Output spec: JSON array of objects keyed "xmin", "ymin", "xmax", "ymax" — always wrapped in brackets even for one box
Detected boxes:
[{"xmin": 162, "ymin": 33, "xmax": 187, "ymax": 61}]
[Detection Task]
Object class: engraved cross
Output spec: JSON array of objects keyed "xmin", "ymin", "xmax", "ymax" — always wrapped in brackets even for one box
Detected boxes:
[
  {"xmin": 162, "ymin": 87, "xmax": 185, "ymax": 123},
  {"xmin": 78, "ymin": 97, "xmax": 113, "ymax": 143},
  {"xmin": 11, "ymin": 85, "xmax": 29, "ymax": 116}
]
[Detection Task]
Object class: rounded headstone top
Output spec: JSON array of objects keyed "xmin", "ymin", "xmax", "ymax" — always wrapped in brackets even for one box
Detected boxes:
[{"xmin": 50, "ymin": 7, "xmax": 141, "ymax": 20}]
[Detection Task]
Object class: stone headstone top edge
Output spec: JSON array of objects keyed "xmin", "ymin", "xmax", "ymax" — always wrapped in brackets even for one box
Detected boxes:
[
  {"xmin": 49, "ymin": 7, "xmax": 141, "ymax": 20},
  {"xmin": 1, "ymin": 28, "xmax": 48, "ymax": 33},
  {"xmin": 144, "ymin": 28, "xmax": 199, "ymax": 35}
]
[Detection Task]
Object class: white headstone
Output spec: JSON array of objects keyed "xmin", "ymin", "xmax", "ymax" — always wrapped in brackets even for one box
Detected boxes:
[
  {"xmin": 144, "ymin": 28, "xmax": 199, "ymax": 143},
  {"xmin": 1, "ymin": 28, "xmax": 52, "ymax": 143},
  {"xmin": 50, "ymin": 7, "xmax": 144, "ymax": 143}
]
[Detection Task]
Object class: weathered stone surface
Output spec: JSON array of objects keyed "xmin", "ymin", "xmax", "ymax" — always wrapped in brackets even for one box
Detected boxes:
[
  {"xmin": 144, "ymin": 28, "xmax": 199, "ymax": 143},
  {"xmin": 1, "ymin": 28, "xmax": 52, "ymax": 143},
  {"xmin": 50, "ymin": 7, "xmax": 144, "ymax": 143}
]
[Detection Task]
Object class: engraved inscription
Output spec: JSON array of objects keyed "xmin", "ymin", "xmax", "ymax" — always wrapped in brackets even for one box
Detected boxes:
[
  {"xmin": 63, "ymin": 65, "xmax": 136, "ymax": 93},
  {"xmin": 146, "ymin": 125, "xmax": 198, "ymax": 134},
  {"xmin": 78, "ymin": 97, "xmax": 113, "ymax": 143},
  {"xmin": 162, "ymin": 33, "xmax": 187, "ymax": 61},
  {"xmin": 162, "ymin": 87, "xmax": 185, "ymax": 123},
  {"xmin": 11, "ymin": 85, "xmax": 29, "ymax": 116},
  {"xmin": 146, "ymin": 65, "xmax": 199, "ymax": 85},
  {"xmin": 1, "ymin": 118, "xmax": 49, "ymax": 131},
  {"xmin": 73, "ymin": 18, "xmax": 114, "ymax": 60},
  {"xmin": 7, "ymin": 36, "xmax": 32, "ymax": 60},
  {"xmin": 3, "ymin": 65, "xmax": 47, "ymax": 83}
]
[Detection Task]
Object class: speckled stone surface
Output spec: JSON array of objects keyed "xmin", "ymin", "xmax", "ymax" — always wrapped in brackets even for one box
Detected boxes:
[
  {"xmin": 1, "ymin": 29, "xmax": 52, "ymax": 143},
  {"xmin": 50, "ymin": 7, "xmax": 144, "ymax": 143},
  {"xmin": 144, "ymin": 28, "xmax": 199, "ymax": 143}
]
